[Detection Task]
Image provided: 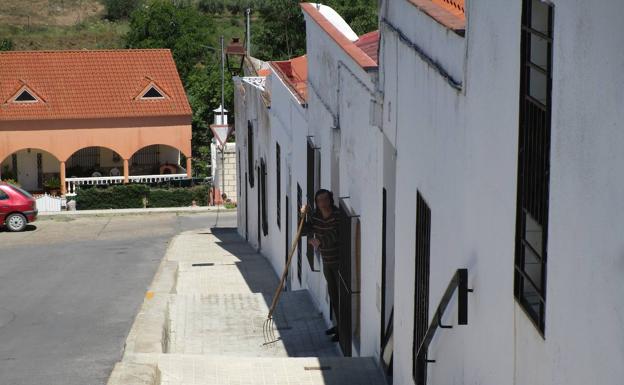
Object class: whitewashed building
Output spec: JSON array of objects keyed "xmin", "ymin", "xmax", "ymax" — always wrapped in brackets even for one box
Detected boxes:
[
  {"xmin": 235, "ymin": 1, "xmax": 624, "ymax": 384},
  {"xmin": 234, "ymin": 1, "xmax": 386, "ymax": 363},
  {"xmin": 380, "ymin": 0, "xmax": 624, "ymax": 384}
]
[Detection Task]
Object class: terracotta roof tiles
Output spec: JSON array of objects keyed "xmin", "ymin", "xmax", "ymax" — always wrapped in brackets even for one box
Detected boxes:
[
  {"xmin": 0, "ymin": 49, "xmax": 192, "ymax": 121},
  {"xmin": 270, "ymin": 55, "xmax": 308, "ymax": 103}
]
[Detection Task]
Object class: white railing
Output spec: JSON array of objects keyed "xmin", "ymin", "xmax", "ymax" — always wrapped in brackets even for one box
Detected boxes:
[
  {"xmin": 65, "ymin": 174, "xmax": 188, "ymax": 196},
  {"xmin": 129, "ymin": 174, "xmax": 188, "ymax": 184}
]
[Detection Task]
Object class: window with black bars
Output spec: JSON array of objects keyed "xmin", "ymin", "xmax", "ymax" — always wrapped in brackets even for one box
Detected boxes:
[
  {"xmin": 247, "ymin": 121, "xmax": 255, "ymax": 187},
  {"xmin": 132, "ymin": 145, "xmax": 159, "ymax": 166},
  {"xmin": 276, "ymin": 142, "xmax": 281, "ymax": 229},
  {"xmin": 260, "ymin": 158, "xmax": 268, "ymax": 236},
  {"xmin": 413, "ymin": 192, "xmax": 431, "ymax": 385},
  {"xmin": 68, "ymin": 147, "xmax": 100, "ymax": 169},
  {"xmin": 514, "ymin": 0, "xmax": 553, "ymax": 335},
  {"xmin": 297, "ymin": 183, "xmax": 303, "ymax": 284},
  {"xmin": 306, "ymin": 139, "xmax": 320, "ymax": 270},
  {"xmin": 238, "ymin": 150, "xmax": 241, "ymax": 196}
]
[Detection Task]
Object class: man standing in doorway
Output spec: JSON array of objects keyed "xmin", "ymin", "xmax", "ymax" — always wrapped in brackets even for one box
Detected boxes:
[{"xmin": 301, "ymin": 189, "xmax": 341, "ymax": 342}]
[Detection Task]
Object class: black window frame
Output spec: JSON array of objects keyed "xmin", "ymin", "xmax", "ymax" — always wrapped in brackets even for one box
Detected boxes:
[
  {"xmin": 297, "ymin": 183, "xmax": 303, "ymax": 284},
  {"xmin": 413, "ymin": 192, "xmax": 431, "ymax": 385},
  {"xmin": 247, "ymin": 121, "xmax": 254, "ymax": 188},
  {"xmin": 514, "ymin": 0, "xmax": 553, "ymax": 336},
  {"xmin": 260, "ymin": 158, "xmax": 268, "ymax": 236},
  {"xmin": 276, "ymin": 142, "xmax": 281, "ymax": 229}
]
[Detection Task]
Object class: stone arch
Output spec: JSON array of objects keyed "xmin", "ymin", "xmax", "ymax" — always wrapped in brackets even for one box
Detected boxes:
[
  {"xmin": 129, "ymin": 144, "xmax": 188, "ymax": 176},
  {"xmin": 65, "ymin": 146, "xmax": 124, "ymax": 178},
  {"xmin": 1, "ymin": 148, "xmax": 61, "ymax": 192}
]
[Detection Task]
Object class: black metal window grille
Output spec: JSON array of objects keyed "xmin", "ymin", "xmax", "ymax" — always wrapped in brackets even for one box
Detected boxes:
[
  {"xmin": 306, "ymin": 139, "xmax": 320, "ymax": 270},
  {"xmin": 297, "ymin": 183, "xmax": 303, "ymax": 284},
  {"xmin": 36, "ymin": 153, "xmax": 42, "ymax": 189},
  {"xmin": 413, "ymin": 192, "xmax": 431, "ymax": 384},
  {"xmin": 260, "ymin": 158, "xmax": 268, "ymax": 236},
  {"xmin": 68, "ymin": 147, "xmax": 100, "ymax": 169},
  {"xmin": 514, "ymin": 0, "xmax": 553, "ymax": 335},
  {"xmin": 238, "ymin": 150, "xmax": 241, "ymax": 196},
  {"xmin": 276, "ymin": 142, "xmax": 281, "ymax": 229},
  {"xmin": 132, "ymin": 145, "xmax": 159, "ymax": 166},
  {"xmin": 285, "ymin": 195, "xmax": 290, "ymax": 265},
  {"xmin": 11, "ymin": 154, "xmax": 18, "ymax": 177},
  {"xmin": 247, "ymin": 121, "xmax": 254, "ymax": 187}
]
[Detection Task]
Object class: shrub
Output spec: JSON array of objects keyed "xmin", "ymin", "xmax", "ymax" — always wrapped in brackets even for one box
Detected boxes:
[
  {"xmin": 1, "ymin": 178, "xmax": 20, "ymax": 186},
  {"xmin": 104, "ymin": 0, "xmax": 141, "ymax": 20},
  {"xmin": 198, "ymin": 0, "xmax": 224, "ymax": 14},
  {"xmin": 0, "ymin": 39, "xmax": 13, "ymax": 51},
  {"xmin": 75, "ymin": 184, "xmax": 149, "ymax": 210},
  {"xmin": 74, "ymin": 184, "xmax": 209, "ymax": 210},
  {"xmin": 148, "ymin": 186, "xmax": 210, "ymax": 208}
]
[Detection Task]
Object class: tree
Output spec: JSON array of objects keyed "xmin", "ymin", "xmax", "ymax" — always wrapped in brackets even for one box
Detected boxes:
[
  {"xmin": 252, "ymin": 0, "xmax": 378, "ymax": 61},
  {"xmin": 126, "ymin": 0, "xmax": 230, "ymax": 177},
  {"xmin": 104, "ymin": 0, "xmax": 142, "ymax": 20},
  {"xmin": 253, "ymin": 0, "xmax": 306, "ymax": 61},
  {"xmin": 125, "ymin": 0, "xmax": 217, "ymax": 79},
  {"xmin": 185, "ymin": 62, "xmax": 234, "ymax": 177},
  {"xmin": 0, "ymin": 38, "xmax": 13, "ymax": 51}
]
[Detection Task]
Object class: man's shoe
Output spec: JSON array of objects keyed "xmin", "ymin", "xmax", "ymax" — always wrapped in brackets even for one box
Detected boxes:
[
  {"xmin": 331, "ymin": 334, "xmax": 340, "ymax": 342},
  {"xmin": 325, "ymin": 326, "xmax": 337, "ymax": 335}
]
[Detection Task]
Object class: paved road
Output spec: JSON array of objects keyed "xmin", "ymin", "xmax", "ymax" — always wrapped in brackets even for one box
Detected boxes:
[{"xmin": 0, "ymin": 211, "xmax": 237, "ymax": 385}]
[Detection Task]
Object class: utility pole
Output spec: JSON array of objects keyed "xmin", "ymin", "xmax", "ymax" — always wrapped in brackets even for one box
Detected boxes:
[
  {"xmin": 220, "ymin": 35, "xmax": 226, "ymax": 204},
  {"xmin": 246, "ymin": 8, "xmax": 251, "ymax": 56}
]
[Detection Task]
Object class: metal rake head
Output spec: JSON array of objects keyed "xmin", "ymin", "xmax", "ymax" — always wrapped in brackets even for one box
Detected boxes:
[{"xmin": 262, "ymin": 316, "xmax": 280, "ymax": 345}]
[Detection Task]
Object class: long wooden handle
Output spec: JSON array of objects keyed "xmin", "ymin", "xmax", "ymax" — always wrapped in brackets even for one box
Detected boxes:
[{"xmin": 267, "ymin": 206, "xmax": 309, "ymax": 319}]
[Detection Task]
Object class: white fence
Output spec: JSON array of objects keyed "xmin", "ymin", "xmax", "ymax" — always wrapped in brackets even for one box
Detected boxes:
[
  {"xmin": 34, "ymin": 193, "xmax": 64, "ymax": 212},
  {"xmin": 65, "ymin": 174, "xmax": 189, "ymax": 196}
]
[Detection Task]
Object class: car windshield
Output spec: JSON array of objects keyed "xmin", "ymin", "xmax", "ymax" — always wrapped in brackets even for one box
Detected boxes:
[{"xmin": 9, "ymin": 184, "xmax": 34, "ymax": 199}]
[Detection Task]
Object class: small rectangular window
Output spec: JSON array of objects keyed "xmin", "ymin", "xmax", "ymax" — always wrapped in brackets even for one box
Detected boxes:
[
  {"xmin": 297, "ymin": 183, "xmax": 303, "ymax": 284},
  {"xmin": 413, "ymin": 192, "xmax": 431, "ymax": 384},
  {"xmin": 0, "ymin": 190, "xmax": 8, "ymax": 200},
  {"xmin": 276, "ymin": 142, "xmax": 281, "ymax": 229},
  {"xmin": 515, "ymin": 0, "xmax": 553, "ymax": 335},
  {"xmin": 247, "ymin": 121, "xmax": 254, "ymax": 187},
  {"xmin": 261, "ymin": 158, "xmax": 268, "ymax": 236}
]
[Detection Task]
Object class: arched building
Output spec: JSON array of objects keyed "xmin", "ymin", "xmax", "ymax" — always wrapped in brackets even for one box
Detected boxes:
[{"xmin": 0, "ymin": 49, "xmax": 192, "ymax": 194}]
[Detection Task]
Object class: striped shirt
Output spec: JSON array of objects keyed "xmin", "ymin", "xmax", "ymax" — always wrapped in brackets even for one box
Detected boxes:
[{"xmin": 303, "ymin": 208, "xmax": 341, "ymax": 265}]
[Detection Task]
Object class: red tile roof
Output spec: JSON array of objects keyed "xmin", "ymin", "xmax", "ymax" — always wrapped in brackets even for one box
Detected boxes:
[
  {"xmin": 270, "ymin": 55, "xmax": 308, "ymax": 103},
  {"xmin": 354, "ymin": 31, "xmax": 380, "ymax": 64},
  {"xmin": 408, "ymin": 0, "xmax": 466, "ymax": 34},
  {"xmin": 0, "ymin": 49, "xmax": 192, "ymax": 121},
  {"xmin": 300, "ymin": 3, "xmax": 378, "ymax": 70}
]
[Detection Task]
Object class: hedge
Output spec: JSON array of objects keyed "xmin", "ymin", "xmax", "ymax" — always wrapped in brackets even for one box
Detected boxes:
[
  {"xmin": 74, "ymin": 184, "xmax": 210, "ymax": 210},
  {"xmin": 148, "ymin": 186, "xmax": 210, "ymax": 208}
]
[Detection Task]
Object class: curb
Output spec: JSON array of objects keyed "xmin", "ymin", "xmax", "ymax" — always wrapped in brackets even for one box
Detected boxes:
[{"xmin": 37, "ymin": 206, "xmax": 236, "ymax": 219}]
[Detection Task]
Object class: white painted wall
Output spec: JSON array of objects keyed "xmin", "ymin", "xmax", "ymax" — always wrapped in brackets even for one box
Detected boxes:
[
  {"xmin": 381, "ymin": 0, "xmax": 624, "ymax": 384},
  {"xmin": 234, "ymin": 65, "xmax": 270, "ymax": 251},
  {"xmin": 302, "ymin": 5, "xmax": 388, "ymax": 359}
]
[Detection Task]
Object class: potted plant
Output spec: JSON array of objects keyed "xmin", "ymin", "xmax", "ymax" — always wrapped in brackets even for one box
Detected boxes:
[{"xmin": 44, "ymin": 177, "xmax": 61, "ymax": 195}]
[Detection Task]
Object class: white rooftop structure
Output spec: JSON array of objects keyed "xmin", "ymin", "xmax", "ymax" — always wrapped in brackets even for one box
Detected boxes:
[{"xmin": 310, "ymin": 3, "xmax": 359, "ymax": 41}]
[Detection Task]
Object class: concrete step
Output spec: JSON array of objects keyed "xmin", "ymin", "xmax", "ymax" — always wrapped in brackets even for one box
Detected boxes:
[
  {"xmin": 106, "ymin": 362, "xmax": 160, "ymax": 385},
  {"xmin": 157, "ymin": 354, "xmax": 387, "ymax": 385},
  {"xmin": 166, "ymin": 291, "xmax": 339, "ymax": 357}
]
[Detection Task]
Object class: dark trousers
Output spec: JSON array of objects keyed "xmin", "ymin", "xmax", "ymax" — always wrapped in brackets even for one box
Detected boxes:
[{"xmin": 323, "ymin": 262, "xmax": 341, "ymax": 326}]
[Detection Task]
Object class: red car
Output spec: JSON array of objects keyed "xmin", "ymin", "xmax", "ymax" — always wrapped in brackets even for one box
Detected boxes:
[{"xmin": 0, "ymin": 182, "xmax": 38, "ymax": 232}]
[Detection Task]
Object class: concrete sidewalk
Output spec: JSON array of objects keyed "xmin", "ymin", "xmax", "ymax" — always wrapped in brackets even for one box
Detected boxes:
[{"xmin": 107, "ymin": 227, "xmax": 386, "ymax": 385}]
